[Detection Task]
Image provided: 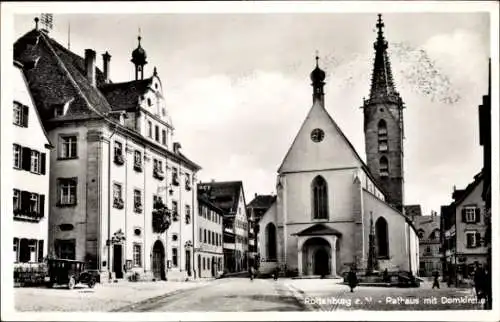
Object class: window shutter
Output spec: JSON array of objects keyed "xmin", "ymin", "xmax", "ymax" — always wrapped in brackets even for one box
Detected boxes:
[
  {"xmin": 40, "ymin": 153, "xmax": 46, "ymax": 174},
  {"xmin": 461, "ymin": 208, "xmax": 467, "ymax": 222},
  {"xmin": 22, "ymin": 147, "xmax": 31, "ymax": 171},
  {"xmin": 38, "ymin": 240, "xmax": 44, "ymax": 262},
  {"xmin": 475, "ymin": 232, "xmax": 481, "ymax": 247},
  {"xmin": 475, "ymin": 208, "xmax": 481, "ymax": 223},
  {"xmin": 40, "ymin": 195, "xmax": 45, "ymax": 217},
  {"xmin": 21, "ymin": 191, "xmax": 30, "ymax": 211},
  {"xmin": 22, "ymin": 105, "xmax": 29, "ymax": 127}
]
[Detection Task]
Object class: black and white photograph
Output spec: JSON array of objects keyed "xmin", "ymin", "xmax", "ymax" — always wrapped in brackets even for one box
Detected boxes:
[{"xmin": 1, "ymin": 1, "xmax": 498, "ymax": 321}]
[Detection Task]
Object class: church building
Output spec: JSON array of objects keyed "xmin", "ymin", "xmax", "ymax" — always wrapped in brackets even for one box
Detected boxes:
[{"xmin": 258, "ymin": 15, "xmax": 419, "ymax": 277}]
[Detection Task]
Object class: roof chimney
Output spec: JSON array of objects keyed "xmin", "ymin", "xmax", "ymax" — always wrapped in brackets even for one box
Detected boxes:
[
  {"xmin": 102, "ymin": 51, "xmax": 111, "ymax": 83},
  {"xmin": 85, "ymin": 49, "xmax": 96, "ymax": 87}
]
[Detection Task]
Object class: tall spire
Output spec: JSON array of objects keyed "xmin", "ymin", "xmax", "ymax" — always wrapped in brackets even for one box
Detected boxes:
[{"xmin": 368, "ymin": 14, "xmax": 399, "ymax": 105}]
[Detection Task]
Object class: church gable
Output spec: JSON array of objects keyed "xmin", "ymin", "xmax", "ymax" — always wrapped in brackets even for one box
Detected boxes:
[{"xmin": 278, "ymin": 100, "xmax": 362, "ymax": 174}]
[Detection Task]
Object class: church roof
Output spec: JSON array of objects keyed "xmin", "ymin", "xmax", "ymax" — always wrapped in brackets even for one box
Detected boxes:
[{"xmin": 293, "ymin": 223, "xmax": 342, "ymax": 237}]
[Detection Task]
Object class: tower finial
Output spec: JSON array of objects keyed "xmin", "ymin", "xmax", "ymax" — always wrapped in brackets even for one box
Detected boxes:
[
  {"xmin": 138, "ymin": 27, "xmax": 142, "ymax": 44},
  {"xmin": 34, "ymin": 17, "xmax": 39, "ymax": 30},
  {"xmin": 315, "ymin": 50, "xmax": 319, "ymax": 67},
  {"xmin": 376, "ymin": 13, "xmax": 384, "ymax": 39}
]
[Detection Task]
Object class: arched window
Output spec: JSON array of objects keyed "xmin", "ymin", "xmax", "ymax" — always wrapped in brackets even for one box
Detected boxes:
[
  {"xmin": 375, "ymin": 217, "xmax": 389, "ymax": 258},
  {"xmin": 379, "ymin": 157, "xmax": 389, "ymax": 177},
  {"xmin": 429, "ymin": 229, "xmax": 440, "ymax": 240},
  {"xmin": 418, "ymin": 229, "xmax": 424, "ymax": 239},
  {"xmin": 312, "ymin": 176, "xmax": 328, "ymax": 219},
  {"xmin": 378, "ymin": 119, "xmax": 388, "ymax": 151},
  {"xmin": 265, "ymin": 223, "xmax": 277, "ymax": 261}
]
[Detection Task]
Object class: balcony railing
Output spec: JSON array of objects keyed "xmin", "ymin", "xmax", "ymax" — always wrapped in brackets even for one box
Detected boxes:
[{"xmin": 153, "ymin": 168, "xmax": 165, "ymax": 180}]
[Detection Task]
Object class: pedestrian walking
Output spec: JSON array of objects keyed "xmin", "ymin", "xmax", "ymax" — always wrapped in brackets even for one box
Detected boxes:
[
  {"xmin": 432, "ymin": 271, "xmax": 440, "ymax": 289},
  {"xmin": 249, "ymin": 266, "xmax": 255, "ymax": 281},
  {"xmin": 273, "ymin": 267, "xmax": 279, "ymax": 281},
  {"xmin": 347, "ymin": 266, "xmax": 358, "ymax": 292}
]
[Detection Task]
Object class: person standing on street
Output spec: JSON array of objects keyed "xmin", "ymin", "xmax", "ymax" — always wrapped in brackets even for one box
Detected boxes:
[
  {"xmin": 249, "ymin": 266, "xmax": 255, "ymax": 281},
  {"xmin": 432, "ymin": 270, "xmax": 440, "ymax": 289},
  {"xmin": 347, "ymin": 266, "xmax": 358, "ymax": 293}
]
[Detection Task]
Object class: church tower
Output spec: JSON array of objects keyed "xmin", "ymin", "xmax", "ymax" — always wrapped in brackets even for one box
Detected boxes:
[
  {"xmin": 131, "ymin": 34, "xmax": 147, "ymax": 80},
  {"xmin": 363, "ymin": 14, "xmax": 405, "ymax": 211}
]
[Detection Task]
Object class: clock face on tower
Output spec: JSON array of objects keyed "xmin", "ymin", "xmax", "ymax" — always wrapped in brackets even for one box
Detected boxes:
[{"xmin": 311, "ymin": 128, "xmax": 325, "ymax": 143}]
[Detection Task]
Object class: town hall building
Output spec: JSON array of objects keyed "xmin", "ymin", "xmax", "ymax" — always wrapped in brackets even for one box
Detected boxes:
[{"xmin": 258, "ymin": 15, "xmax": 419, "ymax": 277}]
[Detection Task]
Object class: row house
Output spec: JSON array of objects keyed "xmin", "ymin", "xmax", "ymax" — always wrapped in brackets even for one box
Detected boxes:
[
  {"xmin": 441, "ymin": 172, "xmax": 487, "ymax": 282},
  {"xmin": 8, "ymin": 61, "xmax": 52, "ymax": 264},
  {"xmin": 199, "ymin": 181, "xmax": 249, "ymax": 273},
  {"xmin": 246, "ymin": 194, "xmax": 276, "ymax": 268},
  {"xmin": 14, "ymin": 22, "xmax": 200, "ymax": 281},
  {"xmin": 196, "ymin": 190, "xmax": 224, "ymax": 278},
  {"xmin": 413, "ymin": 212, "xmax": 442, "ymax": 277}
]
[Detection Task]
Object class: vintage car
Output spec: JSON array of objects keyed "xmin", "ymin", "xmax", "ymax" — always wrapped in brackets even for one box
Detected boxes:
[{"xmin": 46, "ymin": 259, "xmax": 98, "ymax": 289}]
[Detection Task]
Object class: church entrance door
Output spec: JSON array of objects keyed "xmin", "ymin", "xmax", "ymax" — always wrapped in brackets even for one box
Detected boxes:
[{"xmin": 314, "ymin": 248, "xmax": 330, "ymax": 276}]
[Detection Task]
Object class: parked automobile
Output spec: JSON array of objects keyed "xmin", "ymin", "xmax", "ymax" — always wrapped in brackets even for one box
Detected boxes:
[{"xmin": 46, "ymin": 259, "xmax": 98, "ymax": 289}]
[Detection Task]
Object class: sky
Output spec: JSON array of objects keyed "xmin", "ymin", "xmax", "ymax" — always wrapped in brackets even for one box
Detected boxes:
[{"xmin": 13, "ymin": 11, "xmax": 491, "ymax": 216}]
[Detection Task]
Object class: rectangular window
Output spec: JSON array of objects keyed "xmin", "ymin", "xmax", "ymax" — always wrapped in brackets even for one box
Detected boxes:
[
  {"xmin": 30, "ymin": 150, "xmax": 40, "ymax": 173},
  {"xmin": 148, "ymin": 121, "xmax": 152, "ymax": 138},
  {"xmin": 172, "ymin": 200, "xmax": 178, "ymax": 221},
  {"xmin": 13, "ymin": 144, "xmax": 22, "ymax": 169},
  {"xmin": 185, "ymin": 205, "xmax": 191, "ymax": 224},
  {"xmin": 466, "ymin": 231, "xmax": 477, "ymax": 248},
  {"xmin": 13, "ymin": 101, "xmax": 28, "ymax": 127},
  {"xmin": 172, "ymin": 248, "xmax": 178, "ymax": 267},
  {"xmin": 134, "ymin": 189, "xmax": 142, "ymax": 213},
  {"xmin": 172, "ymin": 167, "xmax": 179, "ymax": 185},
  {"xmin": 29, "ymin": 193, "xmax": 39, "ymax": 213},
  {"xmin": 199, "ymin": 228, "xmax": 202, "ymax": 241},
  {"xmin": 133, "ymin": 244, "xmax": 142, "ymax": 267},
  {"xmin": 114, "ymin": 141, "xmax": 123, "ymax": 157},
  {"xmin": 208, "ymin": 230, "xmax": 211, "ymax": 244},
  {"xmin": 113, "ymin": 183, "xmax": 123, "ymax": 209},
  {"xmin": 185, "ymin": 173, "xmax": 191, "ymax": 190},
  {"xmin": 59, "ymin": 178, "xmax": 77, "ymax": 206},
  {"xmin": 465, "ymin": 207, "xmax": 476, "ymax": 223},
  {"xmin": 162, "ymin": 130, "xmax": 166, "ymax": 145},
  {"xmin": 60, "ymin": 135, "xmax": 78, "ymax": 159},
  {"xmin": 134, "ymin": 150, "xmax": 142, "ymax": 171},
  {"xmin": 155, "ymin": 125, "xmax": 159, "ymax": 142},
  {"xmin": 204, "ymin": 229, "xmax": 207, "ymax": 243},
  {"xmin": 13, "ymin": 189, "xmax": 20, "ymax": 211}
]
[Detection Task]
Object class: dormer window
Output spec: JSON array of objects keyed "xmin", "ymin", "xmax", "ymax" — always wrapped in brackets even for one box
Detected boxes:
[
  {"xmin": 54, "ymin": 104, "xmax": 64, "ymax": 117},
  {"xmin": 147, "ymin": 98, "xmax": 152, "ymax": 106},
  {"xmin": 13, "ymin": 101, "xmax": 28, "ymax": 127},
  {"xmin": 114, "ymin": 141, "xmax": 124, "ymax": 165}
]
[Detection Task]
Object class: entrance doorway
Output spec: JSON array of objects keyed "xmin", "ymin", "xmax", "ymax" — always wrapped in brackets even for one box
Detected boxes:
[
  {"xmin": 152, "ymin": 240, "xmax": 166, "ymax": 280},
  {"xmin": 185, "ymin": 250, "xmax": 191, "ymax": 276},
  {"xmin": 314, "ymin": 248, "xmax": 330, "ymax": 276},
  {"xmin": 113, "ymin": 244, "xmax": 123, "ymax": 279},
  {"xmin": 302, "ymin": 237, "xmax": 332, "ymax": 276}
]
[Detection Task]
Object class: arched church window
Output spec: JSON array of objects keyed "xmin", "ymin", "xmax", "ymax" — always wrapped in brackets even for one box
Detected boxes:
[
  {"xmin": 265, "ymin": 223, "xmax": 277, "ymax": 261},
  {"xmin": 379, "ymin": 157, "xmax": 389, "ymax": 177},
  {"xmin": 312, "ymin": 176, "xmax": 328, "ymax": 219},
  {"xmin": 378, "ymin": 119, "xmax": 388, "ymax": 151},
  {"xmin": 375, "ymin": 217, "xmax": 389, "ymax": 258}
]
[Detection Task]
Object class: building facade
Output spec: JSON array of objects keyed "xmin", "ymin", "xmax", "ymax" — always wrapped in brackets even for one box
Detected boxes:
[
  {"xmin": 196, "ymin": 193, "xmax": 224, "ymax": 278},
  {"xmin": 247, "ymin": 194, "xmax": 276, "ymax": 268},
  {"xmin": 14, "ymin": 24, "xmax": 200, "ymax": 281},
  {"xmin": 10, "ymin": 60, "xmax": 52, "ymax": 264},
  {"xmin": 442, "ymin": 172, "xmax": 487, "ymax": 282},
  {"xmin": 414, "ymin": 213, "xmax": 442, "ymax": 277},
  {"xmin": 198, "ymin": 181, "xmax": 249, "ymax": 273},
  {"xmin": 258, "ymin": 16, "xmax": 419, "ymax": 278}
]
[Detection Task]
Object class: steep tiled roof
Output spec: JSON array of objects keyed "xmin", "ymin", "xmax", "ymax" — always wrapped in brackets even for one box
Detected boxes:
[
  {"xmin": 14, "ymin": 29, "xmax": 111, "ymax": 123},
  {"xmin": 247, "ymin": 195, "xmax": 276, "ymax": 209},
  {"xmin": 404, "ymin": 205, "xmax": 422, "ymax": 218},
  {"xmin": 99, "ymin": 78, "xmax": 152, "ymax": 111},
  {"xmin": 198, "ymin": 181, "xmax": 244, "ymax": 214}
]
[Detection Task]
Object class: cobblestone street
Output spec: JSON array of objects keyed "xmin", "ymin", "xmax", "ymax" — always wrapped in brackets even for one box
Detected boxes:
[{"xmin": 14, "ymin": 277, "xmax": 486, "ymax": 312}]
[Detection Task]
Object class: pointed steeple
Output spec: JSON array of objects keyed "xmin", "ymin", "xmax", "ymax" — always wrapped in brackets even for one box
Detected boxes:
[{"xmin": 367, "ymin": 14, "xmax": 400, "ymax": 105}]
